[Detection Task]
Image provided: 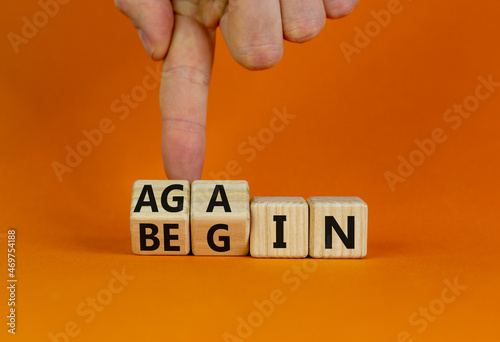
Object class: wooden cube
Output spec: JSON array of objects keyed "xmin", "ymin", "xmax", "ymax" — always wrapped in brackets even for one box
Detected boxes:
[
  {"xmin": 250, "ymin": 197, "xmax": 308, "ymax": 258},
  {"xmin": 130, "ymin": 180, "xmax": 190, "ymax": 255},
  {"xmin": 308, "ymin": 197, "xmax": 367, "ymax": 258},
  {"xmin": 190, "ymin": 180, "xmax": 250, "ymax": 256}
]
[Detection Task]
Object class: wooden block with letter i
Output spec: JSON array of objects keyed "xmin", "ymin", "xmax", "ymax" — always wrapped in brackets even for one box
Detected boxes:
[
  {"xmin": 307, "ymin": 197, "xmax": 367, "ymax": 258},
  {"xmin": 190, "ymin": 180, "xmax": 250, "ymax": 256},
  {"xmin": 130, "ymin": 180, "xmax": 190, "ymax": 255},
  {"xmin": 250, "ymin": 197, "xmax": 308, "ymax": 258}
]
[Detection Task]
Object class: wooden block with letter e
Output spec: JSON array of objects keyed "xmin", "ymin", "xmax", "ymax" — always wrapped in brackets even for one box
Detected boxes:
[
  {"xmin": 307, "ymin": 197, "xmax": 367, "ymax": 258},
  {"xmin": 250, "ymin": 197, "xmax": 308, "ymax": 258},
  {"xmin": 190, "ymin": 180, "xmax": 250, "ymax": 256},
  {"xmin": 130, "ymin": 180, "xmax": 190, "ymax": 255}
]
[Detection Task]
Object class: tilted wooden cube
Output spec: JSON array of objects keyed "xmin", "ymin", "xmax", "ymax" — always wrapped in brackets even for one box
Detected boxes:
[
  {"xmin": 130, "ymin": 180, "xmax": 190, "ymax": 255},
  {"xmin": 250, "ymin": 197, "xmax": 308, "ymax": 258},
  {"xmin": 190, "ymin": 180, "xmax": 250, "ymax": 256},
  {"xmin": 308, "ymin": 197, "xmax": 367, "ymax": 258}
]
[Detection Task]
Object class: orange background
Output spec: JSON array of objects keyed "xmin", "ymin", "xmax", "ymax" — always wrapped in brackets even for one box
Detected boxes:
[{"xmin": 2, "ymin": 0, "xmax": 500, "ymax": 341}]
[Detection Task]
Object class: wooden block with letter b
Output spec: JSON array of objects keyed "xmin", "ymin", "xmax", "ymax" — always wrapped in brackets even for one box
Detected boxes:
[
  {"xmin": 130, "ymin": 180, "xmax": 190, "ymax": 255},
  {"xmin": 307, "ymin": 197, "xmax": 367, "ymax": 258},
  {"xmin": 250, "ymin": 197, "xmax": 308, "ymax": 258},
  {"xmin": 190, "ymin": 180, "xmax": 250, "ymax": 256}
]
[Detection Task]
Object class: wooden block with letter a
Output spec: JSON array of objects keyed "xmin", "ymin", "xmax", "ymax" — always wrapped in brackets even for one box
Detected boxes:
[
  {"xmin": 307, "ymin": 197, "xmax": 367, "ymax": 258},
  {"xmin": 190, "ymin": 180, "xmax": 250, "ymax": 256},
  {"xmin": 130, "ymin": 180, "xmax": 190, "ymax": 255},
  {"xmin": 250, "ymin": 197, "xmax": 308, "ymax": 258}
]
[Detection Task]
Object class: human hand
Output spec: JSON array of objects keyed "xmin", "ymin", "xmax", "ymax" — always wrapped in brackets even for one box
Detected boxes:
[{"xmin": 116, "ymin": 0, "xmax": 359, "ymax": 181}]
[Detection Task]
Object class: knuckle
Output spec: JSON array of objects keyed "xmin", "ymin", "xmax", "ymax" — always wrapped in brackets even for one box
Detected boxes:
[
  {"xmin": 162, "ymin": 118, "xmax": 206, "ymax": 134},
  {"xmin": 162, "ymin": 65, "xmax": 211, "ymax": 86}
]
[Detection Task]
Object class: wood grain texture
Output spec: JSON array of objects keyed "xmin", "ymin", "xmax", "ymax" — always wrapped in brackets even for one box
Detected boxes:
[
  {"xmin": 130, "ymin": 180, "xmax": 190, "ymax": 255},
  {"xmin": 190, "ymin": 180, "xmax": 250, "ymax": 256},
  {"xmin": 308, "ymin": 197, "xmax": 367, "ymax": 258},
  {"xmin": 250, "ymin": 197, "xmax": 308, "ymax": 258}
]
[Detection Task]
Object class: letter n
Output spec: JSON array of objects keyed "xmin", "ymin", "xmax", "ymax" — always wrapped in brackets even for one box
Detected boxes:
[{"xmin": 325, "ymin": 216, "xmax": 355, "ymax": 249}]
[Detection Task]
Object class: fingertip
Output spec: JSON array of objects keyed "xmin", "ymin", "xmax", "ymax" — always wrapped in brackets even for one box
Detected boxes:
[
  {"xmin": 324, "ymin": 0, "xmax": 359, "ymax": 19},
  {"xmin": 116, "ymin": 0, "xmax": 174, "ymax": 60},
  {"xmin": 233, "ymin": 44, "xmax": 283, "ymax": 70},
  {"xmin": 162, "ymin": 122, "xmax": 206, "ymax": 182},
  {"xmin": 138, "ymin": 29, "xmax": 156, "ymax": 59},
  {"xmin": 220, "ymin": 0, "xmax": 284, "ymax": 71}
]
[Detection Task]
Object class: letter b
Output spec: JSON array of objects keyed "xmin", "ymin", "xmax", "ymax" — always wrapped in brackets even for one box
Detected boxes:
[
  {"xmin": 139, "ymin": 223, "xmax": 160, "ymax": 251},
  {"xmin": 414, "ymin": 138, "xmax": 435, "ymax": 156},
  {"xmin": 39, "ymin": 0, "xmax": 60, "ymax": 17},
  {"xmin": 370, "ymin": 9, "xmax": 391, "ymax": 27},
  {"xmin": 253, "ymin": 298, "xmax": 274, "ymax": 317},
  {"xmin": 82, "ymin": 128, "xmax": 103, "ymax": 146}
]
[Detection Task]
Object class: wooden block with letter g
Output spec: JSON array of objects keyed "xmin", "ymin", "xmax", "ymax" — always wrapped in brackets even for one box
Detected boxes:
[
  {"xmin": 308, "ymin": 197, "xmax": 367, "ymax": 258},
  {"xmin": 190, "ymin": 180, "xmax": 250, "ymax": 256},
  {"xmin": 250, "ymin": 197, "xmax": 308, "ymax": 258},
  {"xmin": 130, "ymin": 180, "xmax": 190, "ymax": 255}
]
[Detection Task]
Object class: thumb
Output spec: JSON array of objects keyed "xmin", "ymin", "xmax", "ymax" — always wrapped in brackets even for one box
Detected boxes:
[{"xmin": 115, "ymin": 0, "xmax": 174, "ymax": 60}]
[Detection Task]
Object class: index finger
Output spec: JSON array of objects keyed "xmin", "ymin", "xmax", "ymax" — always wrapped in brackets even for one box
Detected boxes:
[{"xmin": 160, "ymin": 15, "xmax": 215, "ymax": 181}]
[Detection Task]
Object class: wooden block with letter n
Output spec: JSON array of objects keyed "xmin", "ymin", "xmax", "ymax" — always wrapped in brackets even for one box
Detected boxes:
[
  {"xmin": 307, "ymin": 197, "xmax": 367, "ymax": 258},
  {"xmin": 190, "ymin": 180, "xmax": 250, "ymax": 256},
  {"xmin": 250, "ymin": 197, "xmax": 308, "ymax": 258},
  {"xmin": 130, "ymin": 180, "xmax": 190, "ymax": 255}
]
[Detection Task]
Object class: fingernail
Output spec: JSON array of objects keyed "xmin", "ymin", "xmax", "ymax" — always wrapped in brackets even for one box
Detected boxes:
[{"xmin": 138, "ymin": 29, "xmax": 155, "ymax": 59}]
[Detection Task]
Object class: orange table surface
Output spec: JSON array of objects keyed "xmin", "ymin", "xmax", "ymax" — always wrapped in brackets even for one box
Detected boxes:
[{"xmin": 1, "ymin": 1, "xmax": 500, "ymax": 341}]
